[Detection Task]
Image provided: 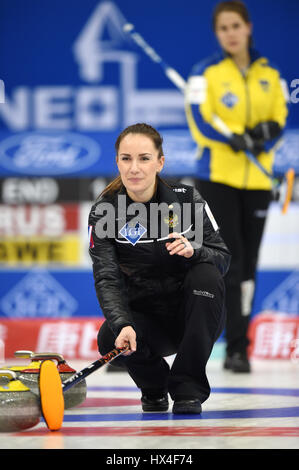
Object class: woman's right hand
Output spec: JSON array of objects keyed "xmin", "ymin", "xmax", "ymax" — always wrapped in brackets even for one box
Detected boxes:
[{"xmin": 115, "ymin": 326, "xmax": 137, "ymax": 356}]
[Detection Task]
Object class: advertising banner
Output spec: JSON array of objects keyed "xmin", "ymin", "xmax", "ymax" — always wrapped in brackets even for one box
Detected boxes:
[
  {"xmin": 0, "ymin": 269, "xmax": 99, "ymax": 319},
  {"xmin": 0, "ymin": 318, "xmax": 104, "ymax": 360},
  {"xmin": 248, "ymin": 313, "xmax": 299, "ymax": 360},
  {"xmin": 0, "ymin": 203, "xmax": 80, "ymax": 265},
  {"xmin": 0, "ymin": 0, "xmax": 298, "ymax": 178}
]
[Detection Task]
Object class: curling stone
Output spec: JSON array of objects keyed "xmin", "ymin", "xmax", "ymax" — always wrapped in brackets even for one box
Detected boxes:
[
  {"xmin": 6, "ymin": 350, "xmax": 86, "ymax": 409},
  {"xmin": 0, "ymin": 370, "xmax": 40, "ymax": 432}
]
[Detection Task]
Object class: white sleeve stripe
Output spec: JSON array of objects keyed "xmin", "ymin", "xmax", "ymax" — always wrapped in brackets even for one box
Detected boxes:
[
  {"xmin": 204, "ymin": 203, "xmax": 219, "ymax": 231},
  {"xmin": 186, "ymin": 75, "xmax": 207, "ymax": 104}
]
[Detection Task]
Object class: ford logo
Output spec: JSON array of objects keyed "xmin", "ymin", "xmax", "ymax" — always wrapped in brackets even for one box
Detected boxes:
[{"xmin": 0, "ymin": 131, "xmax": 101, "ymax": 175}]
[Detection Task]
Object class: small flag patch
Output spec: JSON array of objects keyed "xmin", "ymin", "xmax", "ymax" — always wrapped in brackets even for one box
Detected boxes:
[{"xmin": 88, "ymin": 225, "xmax": 94, "ymax": 248}]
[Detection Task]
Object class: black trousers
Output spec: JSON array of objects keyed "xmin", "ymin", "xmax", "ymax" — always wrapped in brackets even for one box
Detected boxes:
[
  {"xmin": 97, "ymin": 262, "xmax": 226, "ymax": 404},
  {"xmin": 195, "ymin": 179, "xmax": 271, "ymax": 355}
]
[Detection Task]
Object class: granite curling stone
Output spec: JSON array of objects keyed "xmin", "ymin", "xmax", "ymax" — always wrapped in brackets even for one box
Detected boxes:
[
  {"xmin": 0, "ymin": 370, "xmax": 40, "ymax": 432},
  {"xmin": 7, "ymin": 350, "xmax": 86, "ymax": 409}
]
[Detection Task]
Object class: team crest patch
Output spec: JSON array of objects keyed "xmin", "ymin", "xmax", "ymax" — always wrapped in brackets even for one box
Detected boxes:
[
  {"xmin": 221, "ymin": 92, "xmax": 239, "ymax": 108},
  {"xmin": 164, "ymin": 213, "xmax": 179, "ymax": 228},
  {"xmin": 259, "ymin": 80, "xmax": 270, "ymax": 92},
  {"xmin": 119, "ymin": 221, "xmax": 147, "ymax": 245}
]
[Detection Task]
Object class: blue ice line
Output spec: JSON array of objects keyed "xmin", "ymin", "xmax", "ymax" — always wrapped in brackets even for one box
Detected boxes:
[
  {"xmin": 64, "ymin": 406, "xmax": 299, "ymax": 421},
  {"xmin": 87, "ymin": 386, "xmax": 299, "ymax": 397}
]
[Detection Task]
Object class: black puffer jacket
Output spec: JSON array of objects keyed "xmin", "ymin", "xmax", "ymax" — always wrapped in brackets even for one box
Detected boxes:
[{"xmin": 88, "ymin": 178, "xmax": 230, "ymax": 336}]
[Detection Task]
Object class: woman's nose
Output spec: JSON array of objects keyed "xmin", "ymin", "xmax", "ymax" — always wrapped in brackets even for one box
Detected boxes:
[{"xmin": 129, "ymin": 160, "xmax": 140, "ymax": 173}]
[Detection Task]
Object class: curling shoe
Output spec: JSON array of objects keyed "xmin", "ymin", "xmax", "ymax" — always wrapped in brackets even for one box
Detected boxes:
[
  {"xmin": 172, "ymin": 398, "xmax": 202, "ymax": 414},
  {"xmin": 224, "ymin": 352, "xmax": 251, "ymax": 373},
  {"xmin": 141, "ymin": 392, "xmax": 169, "ymax": 412}
]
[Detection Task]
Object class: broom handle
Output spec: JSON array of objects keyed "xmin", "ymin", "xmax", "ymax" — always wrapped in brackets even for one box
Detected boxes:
[{"xmin": 61, "ymin": 346, "xmax": 129, "ymax": 392}]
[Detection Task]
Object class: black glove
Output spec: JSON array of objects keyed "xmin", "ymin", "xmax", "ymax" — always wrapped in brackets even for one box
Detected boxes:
[
  {"xmin": 229, "ymin": 132, "xmax": 255, "ymax": 152},
  {"xmin": 251, "ymin": 139, "xmax": 265, "ymax": 156},
  {"xmin": 248, "ymin": 121, "xmax": 281, "ymax": 141},
  {"xmin": 229, "ymin": 132, "xmax": 265, "ymax": 156}
]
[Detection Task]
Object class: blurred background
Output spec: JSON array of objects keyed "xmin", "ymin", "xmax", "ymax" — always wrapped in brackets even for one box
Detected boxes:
[{"xmin": 0, "ymin": 0, "xmax": 298, "ymax": 361}]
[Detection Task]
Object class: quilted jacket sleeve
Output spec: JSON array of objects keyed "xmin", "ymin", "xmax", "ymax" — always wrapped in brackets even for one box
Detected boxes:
[
  {"xmin": 189, "ymin": 187, "xmax": 231, "ymax": 276},
  {"xmin": 88, "ymin": 201, "xmax": 135, "ymax": 337}
]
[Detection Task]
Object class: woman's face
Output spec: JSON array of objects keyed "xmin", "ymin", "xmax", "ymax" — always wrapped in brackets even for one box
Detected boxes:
[
  {"xmin": 215, "ymin": 11, "xmax": 252, "ymax": 56},
  {"xmin": 116, "ymin": 133, "xmax": 165, "ymax": 201}
]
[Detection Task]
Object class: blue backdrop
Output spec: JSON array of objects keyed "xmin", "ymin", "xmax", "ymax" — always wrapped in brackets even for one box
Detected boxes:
[{"xmin": 0, "ymin": 0, "xmax": 298, "ymax": 177}]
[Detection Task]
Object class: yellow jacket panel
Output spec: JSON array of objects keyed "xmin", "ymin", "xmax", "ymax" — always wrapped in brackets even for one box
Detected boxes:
[{"xmin": 185, "ymin": 50, "xmax": 288, "ymax": 190}]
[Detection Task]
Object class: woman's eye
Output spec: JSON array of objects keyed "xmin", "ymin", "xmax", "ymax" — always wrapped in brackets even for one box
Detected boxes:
[{"xmin": 119, "ymin": 156, "xmax": 150, "ymax": 161}]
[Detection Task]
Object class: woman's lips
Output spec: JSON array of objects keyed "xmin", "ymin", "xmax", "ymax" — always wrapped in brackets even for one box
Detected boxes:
[{"xmin": 128, "ymin": 178, "xmax": 142, "ymax": 183}]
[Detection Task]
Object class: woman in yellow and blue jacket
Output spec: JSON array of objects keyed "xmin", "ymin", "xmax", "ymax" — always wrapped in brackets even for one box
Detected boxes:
[{"xmin": 185, "ymin": 1, "xmax": 288, "ymax": 372}]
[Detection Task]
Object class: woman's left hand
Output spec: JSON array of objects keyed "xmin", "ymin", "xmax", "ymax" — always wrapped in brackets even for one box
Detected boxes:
[{"xmin": 165, "ymin": 232, "xmax": 194, "ymax": 259}]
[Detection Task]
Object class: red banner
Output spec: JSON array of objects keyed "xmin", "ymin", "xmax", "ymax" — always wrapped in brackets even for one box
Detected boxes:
[
  {"xmin": 0, "ymin": 203, "xmax": 79, "ymax": 237},
  {"xmin": 0, "ymin": 318, "xmax": 104, "ymax": 360},
  {"xmin": 248, "ymin": 312, "xmax": 299, "ymax": 360},
  {"xmin": 2, "ymin": 313, "xmax": 298, "ymax": 362}
]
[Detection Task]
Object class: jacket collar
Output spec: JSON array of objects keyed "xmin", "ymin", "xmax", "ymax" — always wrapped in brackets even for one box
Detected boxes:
[
  {"xmin": 221, "ymin": 47, "xmax": 262, "ymax": 65},
  {"xmin": 113, "ymin": 178, "xmax": 189, "ymax": 238},
  {"xmin": 117, "ymin": 177, "xmax": 180, "ymax": 207},
  {"xmin": 156, "ymin": 177, "xmax": 180, "ymax": 206}
]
